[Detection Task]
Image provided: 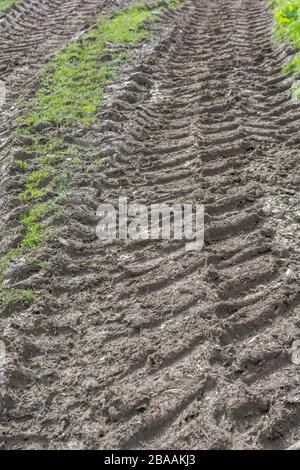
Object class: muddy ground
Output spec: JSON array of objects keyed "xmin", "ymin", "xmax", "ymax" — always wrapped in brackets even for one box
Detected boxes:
[{"xmin": 0, "ymin": 0, "xmax": 300, "ymax": 450}]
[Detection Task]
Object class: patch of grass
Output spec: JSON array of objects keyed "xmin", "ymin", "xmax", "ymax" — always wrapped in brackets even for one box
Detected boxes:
[
  {"xmin": 69, "ymin": 156, "xmax": 83, "ymax": 166},
  {"xmin": 21, "ymin": 223, "xmax": 46, "ymax": 249},
  {"xmin": 0, "ymin": 248, "xmax": 36, "ymax": 313},
  {"xmin": 19, "ymin": 167, "xmax": 51, "ymax": 202},
  {"xmin": 20, "ymin": 203, "xmax": 49, "ymax": 249},
  {"xmin": 270, "ymin": 0, "xmax": 300, "ymax": 97},
  {"xmin": 270, "ymin": 1, "xmax": 300, "ymax": 46},
  {"xmin": 94, "ymin": 157, "xmax": 103, "ymax": 166},
  {"xmin": 15, "ymin": 160, "xmax": 29, "ymax": 170},
  {"xmin": 0, "ymin": 287, "xmax": 37, "ymax": 313},
  {"xmin": 0, "ymin": 0, "xmax": 19, "ymax": 12},
  {"xmin": 283, "ymin": 54, "xmax": 300, "ymax": 75}
]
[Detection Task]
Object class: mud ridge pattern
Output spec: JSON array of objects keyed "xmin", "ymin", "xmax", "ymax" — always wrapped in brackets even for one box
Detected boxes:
[{"xmin": 1, "ymin": 0, "xmax": 300, "ymax": 450}]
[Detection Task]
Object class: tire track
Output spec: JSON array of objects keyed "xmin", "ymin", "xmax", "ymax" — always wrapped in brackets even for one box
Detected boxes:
[{"xmin": 0, "ymin": 0, "xmax": 299, "ymax": 450}]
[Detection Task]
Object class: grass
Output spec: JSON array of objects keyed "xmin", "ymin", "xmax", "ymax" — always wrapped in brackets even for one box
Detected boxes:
[
  {"xmin": 0, "ymin": 248, "xmax": 37, "ymax": 314},
  {"xmin": 0, "ymin": 287, "xmax": 37, "ymax": 315},
  {"xmin": 0, "ymin": 0, "xmax": 185, "ymax": 314},
  {"xmin": 0, "ymin": 0, "xmax": 19, "ymax": 11},
  {"xmin": 20, "ymin": 202, "xmax": 49, "ymax": 248},
  {"xmin": 269, "ymin": 0, "xmax": 300, "ymax": 98}
]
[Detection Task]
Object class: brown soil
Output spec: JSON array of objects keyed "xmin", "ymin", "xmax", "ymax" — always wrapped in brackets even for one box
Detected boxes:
[{"xmin": 0, "ymin": 0, "xmax": 300, "ymax": 450}]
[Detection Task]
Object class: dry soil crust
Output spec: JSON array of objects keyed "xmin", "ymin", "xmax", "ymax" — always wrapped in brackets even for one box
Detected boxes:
[{"xmin": 0, "ymin": 0, "xmax": 300, "ymax": 450}]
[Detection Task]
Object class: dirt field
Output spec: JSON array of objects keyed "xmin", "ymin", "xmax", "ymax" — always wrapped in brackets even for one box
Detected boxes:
[{"xmin": 0, "ymin": 0, "xmax": 299, "ymax": 450}]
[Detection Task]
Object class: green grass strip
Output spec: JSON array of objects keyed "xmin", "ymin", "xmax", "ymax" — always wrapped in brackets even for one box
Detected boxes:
[
  {"xmin": 269, "ymin": 0, "xmax": 300, "ymax": 98},
  {"xmin": 0, "ymin": 0, "xmax": 19, "ymax": 11}
]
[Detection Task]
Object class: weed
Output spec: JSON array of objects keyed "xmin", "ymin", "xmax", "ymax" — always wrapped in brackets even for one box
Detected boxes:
[
  {"xmin": 20, "ymin": 203, "xmax": 50, "ymax": 249},
  {"xmin": 0, "ymin": 0, "xmax": 19, "ymax": 11},
  {"xmin": 270, "ymin": 0, "xmax": 300, "ymax": 97}
]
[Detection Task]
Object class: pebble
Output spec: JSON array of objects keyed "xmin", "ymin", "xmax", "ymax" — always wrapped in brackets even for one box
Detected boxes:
[
  {"xmin": 262, "ymin": 204, "xmax": 272, "ymax": 216},
  {"xmin": 291, "ymin": 340, "xmax": 300, "ymax": 365},
  {"xmin": 285, "ymin": 268, "xmax": 297, "ymax": 280},
  {"xmin": 288, "ymin": 440, "xmax": 300, "ymax": 450}
]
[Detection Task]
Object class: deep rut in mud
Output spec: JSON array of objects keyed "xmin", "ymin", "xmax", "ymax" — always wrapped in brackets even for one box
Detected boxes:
[{"xmin": 0, "ymin": 0, "xmax": 300, "ymax": 450}]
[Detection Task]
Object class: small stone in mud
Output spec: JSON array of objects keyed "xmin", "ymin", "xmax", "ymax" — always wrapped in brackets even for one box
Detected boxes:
[
  {"xmin": 294, "ymin": 213, "xmax": 300, "ymax": 223},
  {"xmin": 106, "ymin": 406, "xmax": 118, "ymax": 420},
  {"xmin": 288, "ymin": 440, "xmax": 300, "ymax": 450},
  {"xmin": 262, "ymin": 204, "xmax": 272, "ymax": 216},
  {"xmin": 291, "ymin": 340, "xmax": 300, "ymax": 365},
  {"xmin": 287, "ymin": 388, "xmax": 300, "ymax": 404},
  {"xmin": 285, "ymin": 268, "xmax": 297, "ymax": 280}
]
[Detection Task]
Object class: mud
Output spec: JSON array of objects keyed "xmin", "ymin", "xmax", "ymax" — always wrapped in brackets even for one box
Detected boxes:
[{"xmin": 0, "ymin": 0, "xmax": 300, "ymax": 450}]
